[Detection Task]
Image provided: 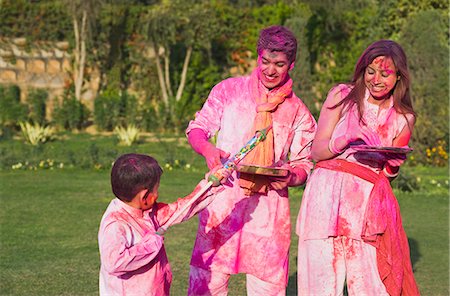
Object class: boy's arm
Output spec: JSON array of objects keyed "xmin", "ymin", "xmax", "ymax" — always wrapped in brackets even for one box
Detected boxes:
[
  {"xmin": 99, "ymin": 221, "xmax": 163, "ymax": 276},
  {"xmin": 156, "ymin": 179, "xmax": 222, "ymax": 227}
]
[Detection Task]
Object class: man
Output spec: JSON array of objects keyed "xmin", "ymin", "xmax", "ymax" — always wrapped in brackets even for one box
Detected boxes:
[{"xmin": 186, "ymin": 25, "xmax": 317, "ymax": 295}]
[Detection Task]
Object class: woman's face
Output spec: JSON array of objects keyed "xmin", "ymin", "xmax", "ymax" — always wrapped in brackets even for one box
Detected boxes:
[{"xmin": 364, "ymin": 56, "xmax": 398, "ymax": 99}]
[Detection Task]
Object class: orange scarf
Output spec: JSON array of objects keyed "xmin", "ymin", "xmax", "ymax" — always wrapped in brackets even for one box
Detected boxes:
[
  {"xmin": 316, "ymin": 159, "xmax": 420, "ymax": 296},
  {"xmin": 239, "ymin": 68, "xmax": 292, "ymax": 195}
]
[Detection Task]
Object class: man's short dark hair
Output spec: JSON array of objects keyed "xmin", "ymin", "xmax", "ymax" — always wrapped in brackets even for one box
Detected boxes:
[
  {"xmin": 111, "ymin": 153, "xmax": 163, "ymax": 202},
  {"xmin": 257, "ymin": 25, "xmax": 297, "ymax": 63}
]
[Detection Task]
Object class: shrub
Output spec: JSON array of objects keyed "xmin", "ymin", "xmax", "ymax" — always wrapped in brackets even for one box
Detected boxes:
[
  {"xmin": 53, "ymin": 94, "xmax": 90, "ymax": 130},
  {"xmin": 27, "ymin": 89, "xmax": 48, "ymax": 125},
  {"xmin": 0, "ymin": 85, "xmax": 27, "ymax": 139},
  {"xmin": 94, "ymin": 90, "xmax": 122, "ymax": 131},
  {"xmin": 140, "ymin": 101, "xmax": 165, "ymax": 133},
  {"xmin": 19, "ymin": 121, "xmax": 55, "ymax": 146},
  {"xmin": 391, "ymin": 169, "xmax": 421, "ymax": 192},
  {"xmin": 121, "ymin": 92, "xmax": 139, "ymax": 126},
  {"xmin": 94, "ymin": 90, "xmax": 141, "ymax": 131},
  {"xmin": 114, "ymin": 125, "xmax": 141, "ymax": 146},
  {"xmin": 425, "ymin": 140, "xmax": 449, "ymax": 167}
]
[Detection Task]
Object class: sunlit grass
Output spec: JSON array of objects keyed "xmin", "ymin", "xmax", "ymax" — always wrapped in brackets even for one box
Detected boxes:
[{"xmin": 0, "ymin": 165, "xmax": 448, "ymax": 295}]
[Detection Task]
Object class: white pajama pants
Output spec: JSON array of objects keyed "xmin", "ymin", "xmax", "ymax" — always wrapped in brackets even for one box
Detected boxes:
[
  {"xmin": 297, "ymin": 236, "xmax": 389, "ymax": 296},
  {"xmin": 188, "ymin": 265, "xmax": 285, "ymax": 296}
]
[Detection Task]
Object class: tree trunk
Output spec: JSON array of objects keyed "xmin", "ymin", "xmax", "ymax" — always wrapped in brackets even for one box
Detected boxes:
[
  {"xmin": 175, "ymin": 45, "xmax": 192, "ymax": 102},
  {"xmin": 152, "ymin": 43, "xmax": 169, "ymax": 109},
  {"xmin": 164, "ymin": 48, "xmax": 173, "ymax": 98},
  {"xmin": 73, "ymin": 10, "xmax": 87, "ymax": 101}
]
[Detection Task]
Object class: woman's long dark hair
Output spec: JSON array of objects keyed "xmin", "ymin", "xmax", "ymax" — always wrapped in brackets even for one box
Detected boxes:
[{"xmin": 331, "ymin": 40, "xmax": 415, "ymax": 125}]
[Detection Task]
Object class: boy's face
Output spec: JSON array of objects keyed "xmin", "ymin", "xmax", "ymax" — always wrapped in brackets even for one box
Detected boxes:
[
  {"xmin": 141, "ymin": 182, "xmax": 159, "ymax": 210},
  {"xmin": 257, "ymin": 49, "xmax": 292, "ymax": 90}
]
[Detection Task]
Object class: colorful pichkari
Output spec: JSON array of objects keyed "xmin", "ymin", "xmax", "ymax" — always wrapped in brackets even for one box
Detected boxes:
[
  {"xmin": 156, "ymin": 125, "xmax": 272, "ymax": 235},
  {"xmin": 221, "ymin": 125, "xmax": 273, "ymax": 171}
]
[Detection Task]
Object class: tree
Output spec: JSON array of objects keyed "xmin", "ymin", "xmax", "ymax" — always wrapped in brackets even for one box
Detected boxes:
[
  {"xmin": 399, "ymin": 9, "xmax": 449, "ymax": 157},
  {"xmin": 142, "ymin": 0, "xmax": 222, "ymax": 129},
  {"xmin": 64, "ymin": 0, "xmax": 103, "ymax": 101}
]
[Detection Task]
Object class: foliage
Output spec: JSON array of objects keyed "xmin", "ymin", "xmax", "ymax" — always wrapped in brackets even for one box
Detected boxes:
[
  {"xmin": 139, "ymin": 100, "xmax": 166, "ymax": 132},
  {"xmin": 94, "ymin": 90, "xmax": 122, "ymax": 131},
  {"xmin": 391, "ymin": 168, "xmax": 421, "ymax": 192},
  {"xmin": 52, "ymin": 93, "xmax": 90, "ymax": 130},
  {"xmin": 174, "ymin": 51, "xmax": 223, "ymax": 129},
  {"xmin": 18, "ymin": 121, "xmax": 55, "ymax": 146},
  {"xmin": 27, "ymin": 88, "xmax": 48, "ymax": 125},
  {"xmin": 0, "ymin": 85, "xmax": 27, "ymax": 139},
  {"xmin": 0, "ymin": 132, "xmax": 204, "ymax": 171},
  {"xmin": 0, "ymin": 0, "xmax": 72, "ymax": 41},
  {"xmin": 0, "ymin": 0, "xmax": 448, "ymax": 165},
  {"xmin": 114, "ymin": 124, "xmax": 141, "ymax": 146},
  {"xmin": 399, "ymin": 9, "xmax": 449, "ymax": 163},
  {"xmin": 285, "ymin": 3, "xmax": 316, "ymax": 115},
  {"xmin": 94, "ymin": 89, "xmax": 140, "ymax": 131},
  {"xmin": 425, "ymin": 140, "xmax": 449, "ymax": 167},
  {"xmin": 138, "ymin": 0, "xmax": 226, "ymax": 130}
]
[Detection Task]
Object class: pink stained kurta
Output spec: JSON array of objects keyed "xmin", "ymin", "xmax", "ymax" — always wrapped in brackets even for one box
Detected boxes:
[
  {"xmin": 296, "ymin": 84, "xmax": 413, "ymax": 241},
  {"xmin": 186, "ymin": 75, "xmax": 317, "ymax": 286},
  {"xmin": 98, "ymin": 180, "xmax": 219, "ymax": 296}
]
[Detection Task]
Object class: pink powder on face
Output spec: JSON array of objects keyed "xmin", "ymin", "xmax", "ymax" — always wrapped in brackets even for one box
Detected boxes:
[{"xmin": 373, "ymin": 56, "xmax": 395, "ymax": 75}]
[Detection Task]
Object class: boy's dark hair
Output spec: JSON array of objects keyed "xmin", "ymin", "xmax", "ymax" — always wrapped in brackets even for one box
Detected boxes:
[
  {"xmin": 111, "ymin": 153, "xmax": 163, "ymax": 202},
  {"xmin": 257, "ymin": 25, "xmax": 297, "ymax": 63}
]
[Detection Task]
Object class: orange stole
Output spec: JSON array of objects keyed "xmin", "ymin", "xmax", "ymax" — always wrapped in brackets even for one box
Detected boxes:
[{"xmin": 239, "ymin": 69, "xmax": 292, "ymax": 195}]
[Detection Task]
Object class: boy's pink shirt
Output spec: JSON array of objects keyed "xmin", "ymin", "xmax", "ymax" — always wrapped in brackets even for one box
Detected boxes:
[{"xmin": 98, "ymin": 180, "xmax": 217, "ymax": 296}]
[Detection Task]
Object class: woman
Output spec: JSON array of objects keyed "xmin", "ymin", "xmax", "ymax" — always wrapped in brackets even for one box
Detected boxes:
[{"xmin": 296, "ymin": 40, "xmax": 420, "ymax": 295}]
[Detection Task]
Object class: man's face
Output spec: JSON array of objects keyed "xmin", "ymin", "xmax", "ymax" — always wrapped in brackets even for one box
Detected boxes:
[{"xmin": 257, "ymin": 49, "xmax": 292, "ymax": 90}]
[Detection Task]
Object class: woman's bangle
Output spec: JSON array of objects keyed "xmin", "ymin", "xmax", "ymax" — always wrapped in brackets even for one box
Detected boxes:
[
  {"xmin": 383, "ymin": 164, "xmax": 399, "ymax": 178},
  {"xmin": 328, "ymin": 137, "xmax": 345, "ymax": 155}
]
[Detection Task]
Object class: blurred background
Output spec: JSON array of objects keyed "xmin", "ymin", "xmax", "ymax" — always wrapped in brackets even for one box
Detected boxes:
[{"xmin": 0, "ymin": 0, "xmax": 448, "ymax": 165}]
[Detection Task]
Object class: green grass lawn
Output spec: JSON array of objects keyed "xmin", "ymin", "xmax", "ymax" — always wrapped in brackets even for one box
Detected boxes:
[{"xmin": 0, "ymin": 165, "xmax": 448, "ymax": 295}]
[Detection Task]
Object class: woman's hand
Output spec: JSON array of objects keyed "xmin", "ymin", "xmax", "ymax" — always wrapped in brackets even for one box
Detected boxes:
[{"xmin": 344, "ymin": 111, "xmax": 382, "ymax": 147}]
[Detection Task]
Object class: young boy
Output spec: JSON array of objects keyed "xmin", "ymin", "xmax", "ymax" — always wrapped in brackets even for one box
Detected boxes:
[{"xmin": 98, "ymin": 153, "xmax": 227, "ymax": 296}]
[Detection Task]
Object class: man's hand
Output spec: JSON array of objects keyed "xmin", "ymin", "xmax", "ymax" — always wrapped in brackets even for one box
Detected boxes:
[
  {"xmin": 268, "ymin": 162, "xmax": 292, "ymax": 190},
  {"xmin": 187, "ymin": 129, "xmax": 230, "ymax": 170},
  {"xmin": 268, "ymin": 174, "xmax": 291, "ymax": 190},
  {"xmin": 202, "ymin": 144, "xmax": 230, "ymax": 170}
]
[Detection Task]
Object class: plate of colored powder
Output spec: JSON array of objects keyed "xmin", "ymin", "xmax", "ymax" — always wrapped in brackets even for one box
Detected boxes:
[
  {"xmin": 236, "ymin": 164, "xmax": 289, "ymax": 177},
  {"xmin": 352, "ymin": 145, "xmax": 413, "ymax": 154}
]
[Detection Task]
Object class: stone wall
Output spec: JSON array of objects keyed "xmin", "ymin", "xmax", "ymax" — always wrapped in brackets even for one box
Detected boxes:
[{"xmin": 0, "ymin": 38, "xmax": 77, "ymax": 118}]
